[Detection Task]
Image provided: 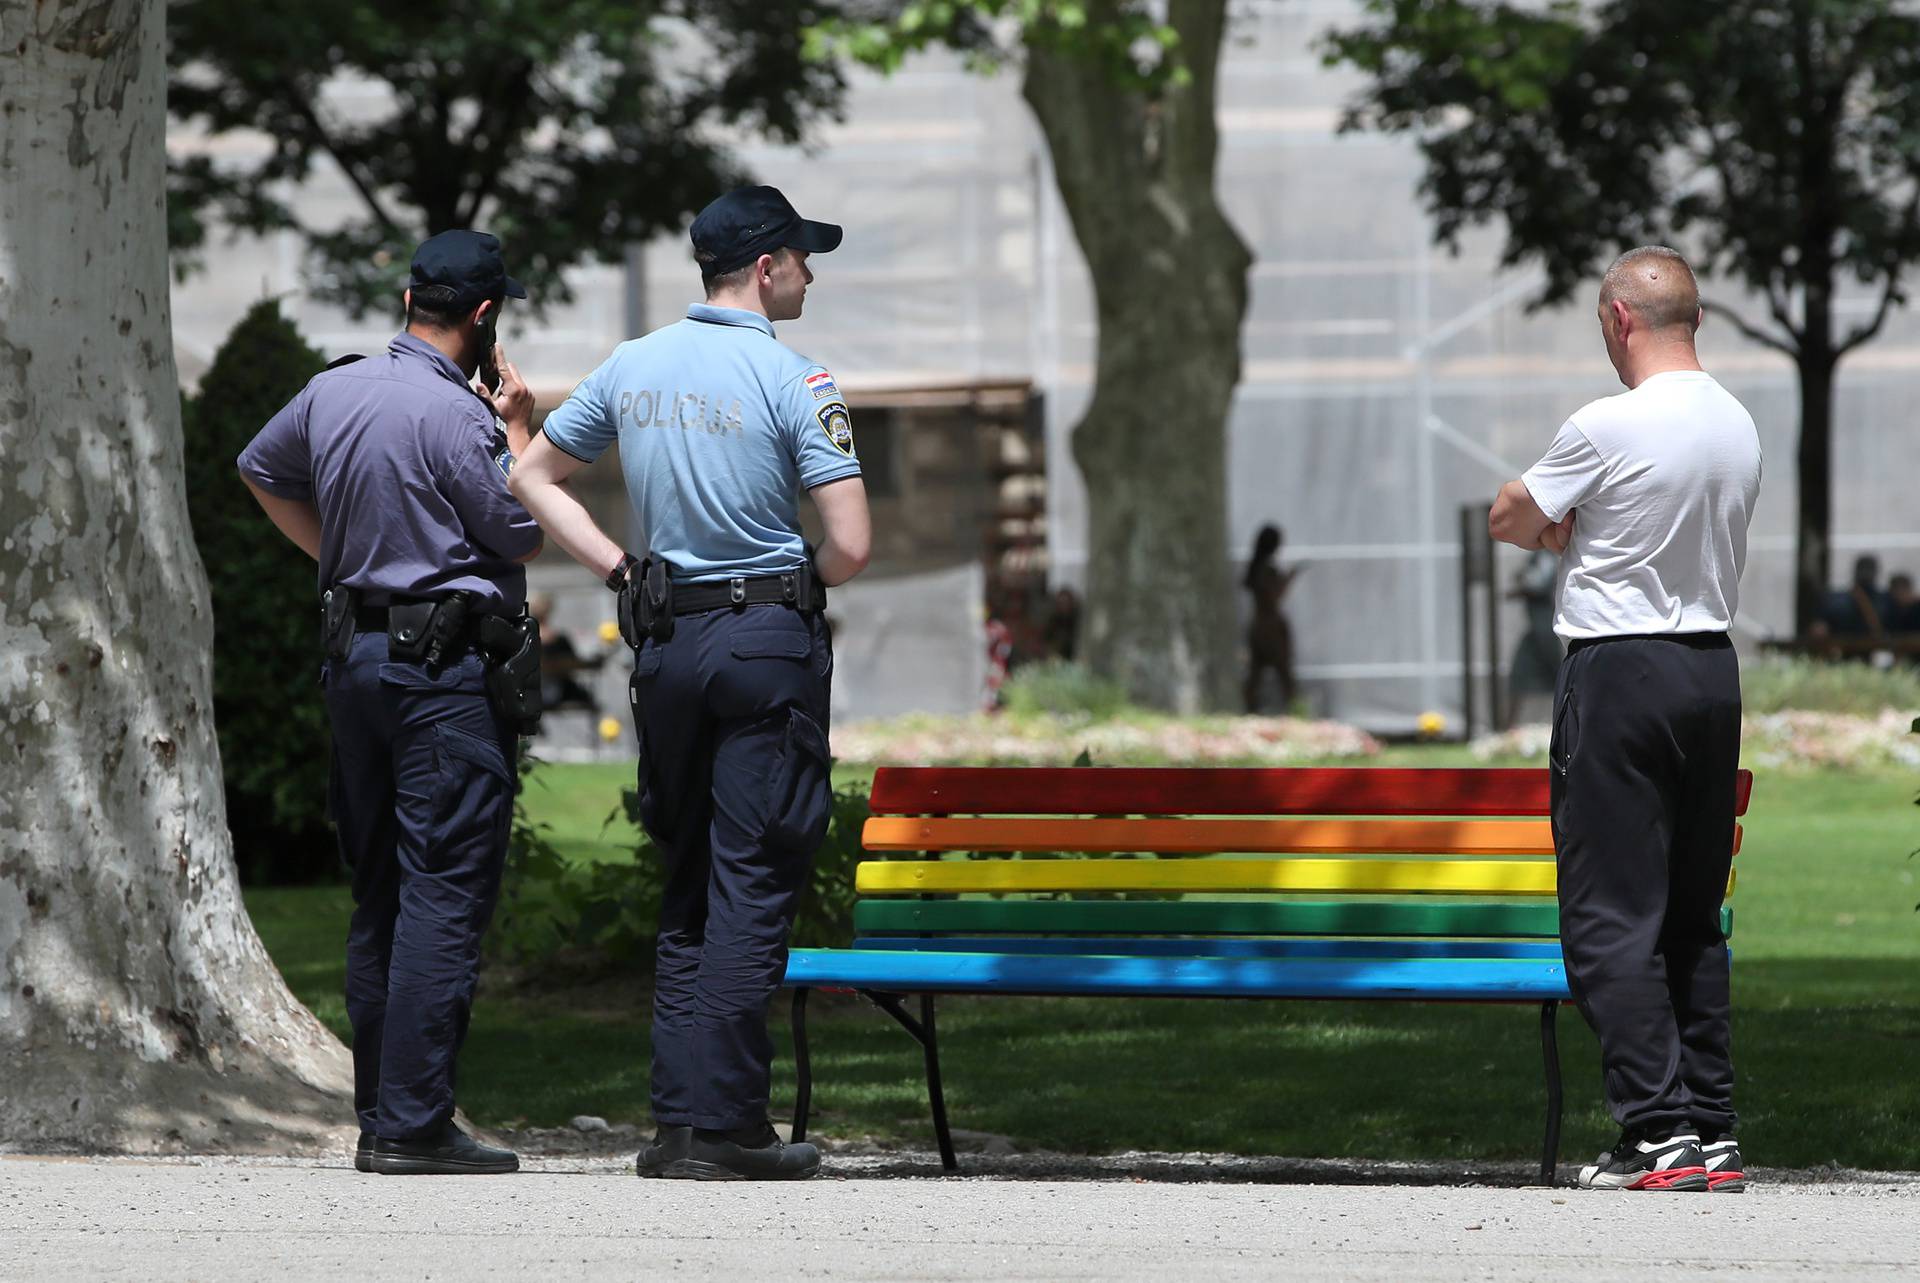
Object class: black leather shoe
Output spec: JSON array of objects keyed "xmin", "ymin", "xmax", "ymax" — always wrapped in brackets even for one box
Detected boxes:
[
  {"xmin": 369, "ymin": 1123, "xmax": 519, "ymax": 1175},
  {"xmin": 355, "ymin": 1131, "xmax": 374, "ymax": 1174},
  {"xmin": 635, "ymin": 1125, "xmax": 693, "ymax": 1177},
  {"xmin": 664, "ymin": 1122, "xmax": 820, "ymax": 1181}
]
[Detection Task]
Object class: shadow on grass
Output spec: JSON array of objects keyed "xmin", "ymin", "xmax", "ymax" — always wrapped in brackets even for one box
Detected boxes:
[{"xmin": 782, "ymin": 958, "xmax": 1919, "ymax": 1173}]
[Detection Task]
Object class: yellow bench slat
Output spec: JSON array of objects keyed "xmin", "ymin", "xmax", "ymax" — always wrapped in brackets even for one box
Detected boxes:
[{"xmin": 854, "ymin": 858, "xmax": 1737, "ymax": 898}]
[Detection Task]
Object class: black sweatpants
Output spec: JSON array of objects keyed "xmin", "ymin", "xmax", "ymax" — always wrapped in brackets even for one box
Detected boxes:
[{"xmin": 1549, "ymin": 632, "xmax": 1741, "ymax": 1141}]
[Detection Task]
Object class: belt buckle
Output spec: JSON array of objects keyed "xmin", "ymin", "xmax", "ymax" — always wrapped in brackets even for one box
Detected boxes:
[{"xmin": 729, "ymin": 577, "xmax": 747, "ymax": 605}]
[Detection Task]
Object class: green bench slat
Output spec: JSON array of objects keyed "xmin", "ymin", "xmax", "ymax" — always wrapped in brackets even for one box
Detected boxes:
[{"xmin": 854, "ymin": 899, "xmax": 1734, "ymax": 939}]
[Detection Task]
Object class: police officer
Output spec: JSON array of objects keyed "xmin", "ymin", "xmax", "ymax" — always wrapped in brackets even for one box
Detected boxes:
[
  {"xmin": 238, "ymin": 230, "xmax": 543, "ymax": 1175},
  {"xmin": 510, "ymin": 186, "xmax": 871, "ymax": 1181}
]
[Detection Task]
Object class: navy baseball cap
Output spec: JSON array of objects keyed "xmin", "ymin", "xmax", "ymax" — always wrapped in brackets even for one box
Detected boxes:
[
  {"xmin": 690, "ymin": 186, "xmax": 842, "ymax": 279},
  {"xmin": 408, "ymin": 230, "xmax": 527, "ymax": 309}
]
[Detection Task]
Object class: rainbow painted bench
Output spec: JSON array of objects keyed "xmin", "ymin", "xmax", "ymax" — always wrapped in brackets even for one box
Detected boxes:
[{"xmin": 783, "ymin": 765, "xmax": 1751, "ymax": 1181}]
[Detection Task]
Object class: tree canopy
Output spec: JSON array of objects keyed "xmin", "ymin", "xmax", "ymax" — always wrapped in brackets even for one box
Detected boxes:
[
  {"xmin": 168, "ymin": 0, "xmax": 849, "ymax": 315},
  {"xmin": 1326, "ymin": 0, "xmax": 1920, "ymax": 631}
]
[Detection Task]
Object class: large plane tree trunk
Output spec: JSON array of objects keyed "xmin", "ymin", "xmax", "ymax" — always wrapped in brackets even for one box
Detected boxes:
[
  {"xmin": 0, "ymin": 0, "xmax": 351, "ymax": 1152},
  {"xmin": 1024, "ymin": 0, "xmax": 1252, "ymax": 712}
]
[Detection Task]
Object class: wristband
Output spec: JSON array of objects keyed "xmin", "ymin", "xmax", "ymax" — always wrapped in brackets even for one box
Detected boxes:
[{"xmin": 606, "ymin": 553, "xmax": 639, "ymax": 593}]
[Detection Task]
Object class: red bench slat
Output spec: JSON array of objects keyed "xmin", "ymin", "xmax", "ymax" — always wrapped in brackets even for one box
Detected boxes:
[{"xmin": 868, "ymin": 766, "xmax": 1754, "ymax": 818}]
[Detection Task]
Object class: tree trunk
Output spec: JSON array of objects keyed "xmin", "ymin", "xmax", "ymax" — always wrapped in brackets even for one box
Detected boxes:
[
  {"xmin": 1023, "ymin": 0, "xmax": 1253, "ymax": 712},
  {"xmin": 1792, "ymin": 350, "xmax": 1834, "ymax": 637},
  {"xmin": 0, "ymin": 0, "xmax": 352, "ymax": 1152}
]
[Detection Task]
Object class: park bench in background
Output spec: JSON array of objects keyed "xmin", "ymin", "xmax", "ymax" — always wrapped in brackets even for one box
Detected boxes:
[{"xmin": 783, "ymin": 765, "xmax": 1753, "ymax": 1182}]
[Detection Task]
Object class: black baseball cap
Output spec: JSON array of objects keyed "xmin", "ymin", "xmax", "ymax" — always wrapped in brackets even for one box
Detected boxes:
[
  {"xmin": 690, "ymin": 186, "xmax": 842, "ymax": 279},
  {"xmin": 408, "ymin": 230, "xmax": 527, "ymax": 310}
]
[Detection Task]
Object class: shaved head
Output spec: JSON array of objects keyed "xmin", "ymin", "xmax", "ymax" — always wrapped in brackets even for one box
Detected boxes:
[{"xmin": 1600, "ymin": 246, "xmax": 1700, "ymax": 333}]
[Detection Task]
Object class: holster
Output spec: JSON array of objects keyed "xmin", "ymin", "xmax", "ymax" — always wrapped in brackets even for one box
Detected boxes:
[
  {"xmin": 476, "ymin": 612, "xmax": 543, "ymax": 737},
  {"xmin": 617, "ymin": 558, "xmax": 675, "ymax": 649},
  {"xmin": 322, "ymin": 587, "xmax": 357, "ymax": 662},
  {"xmin": 386, "ymin": 593, "xmax": 475, "ymax": 666}
]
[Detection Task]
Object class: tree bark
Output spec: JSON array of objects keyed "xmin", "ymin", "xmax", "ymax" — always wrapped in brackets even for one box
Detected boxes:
[
  {"xmin": 1023, "ymin": 0, "xmax": 1253, "ymax": 712},
  {"xmin": 0, "ymin": 0, "xmax": 352, "ymax": 1152},
  {"xmin": 1793, "ymin": 351, "xmax": 1834, "ymax": 637}
]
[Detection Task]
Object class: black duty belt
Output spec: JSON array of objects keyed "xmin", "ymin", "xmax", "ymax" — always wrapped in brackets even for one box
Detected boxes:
[{"xmin": 672, "ymin": 572, "xmax": 825, "ymax": 616}]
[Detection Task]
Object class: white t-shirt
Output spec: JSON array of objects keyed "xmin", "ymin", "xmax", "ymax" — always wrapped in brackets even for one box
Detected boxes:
[{"xmin": 1521, "ymin": 370, "xmax": 1762, "ymax": 640}]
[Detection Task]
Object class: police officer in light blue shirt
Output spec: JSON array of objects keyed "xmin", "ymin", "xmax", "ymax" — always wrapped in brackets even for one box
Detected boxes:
[{"xmin": 511, "ymin": 186, "xmax": 872, "ymax": 1181}]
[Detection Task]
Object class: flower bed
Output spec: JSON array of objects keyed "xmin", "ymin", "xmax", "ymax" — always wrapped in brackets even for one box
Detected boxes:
[
  {"xmin": 831, "ymin": 713, "xmax": 1381, "ymax": 767},
  {"xmin": 1471, "ymin": 710, "xmax": 1920, "ymax": 771}
]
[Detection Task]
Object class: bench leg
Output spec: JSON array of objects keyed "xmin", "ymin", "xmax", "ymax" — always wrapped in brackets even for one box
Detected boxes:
[
  {"xmin": 1539, "ymin": 1000, "xmax": 1563, "ymax": 1186},
  {"xmin": 790, "ymin": 987, "xmax": 813, "ymax": 1144},
  {"xmin": 861, "ymin": 990, "xmax": 960, "ymax": 1172},
  {"xmin": 919, "ymin": 994, "xmax": 958, "ymax": 1173}
]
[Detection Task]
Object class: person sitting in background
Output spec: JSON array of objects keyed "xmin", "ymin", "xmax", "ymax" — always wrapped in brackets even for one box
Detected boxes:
[
  {"xmin": 1885, "ymin": 573, "xmax": 1920, "ymax": 634},
  {"xmin": 1044, "ymin": 586, "xmax": 1081, "ymax": 662},
  {"xmin": 1820, "ymin": 555, "xmax": 1887, "ymax": 637},
  {"xmin": 530, "ymin": 593, "xmax": 596, "ymax": 710}
]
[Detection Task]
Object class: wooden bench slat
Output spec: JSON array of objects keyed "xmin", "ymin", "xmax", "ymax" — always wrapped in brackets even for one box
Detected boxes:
[
  {"xmin": 864, "ymin": 816, "xmax": 1555, "ymax": 855},
  {"xmin": 853, "ymin": 936, "xmax": 1567, "ymax": 962},
  {"xmin": 868, "ymin": 766, "xmax": 1753, "ymax": 818},
  {"xmin": 859, "ymin": 856, "xmax": 1563, "ymax": 896},
  {"xmin": 784, "ymin": 948, "xmax": 1571, "ymax": 1001},
  {"xmin": 853, "ymin": 898, "xmax": 1736, "ymax": 939},
  {"xmin": 862, "ymin": 816, "xmax": 1741, "ymax": 857}
]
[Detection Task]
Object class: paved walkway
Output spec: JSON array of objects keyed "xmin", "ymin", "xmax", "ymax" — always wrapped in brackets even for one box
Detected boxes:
[{"xmin": 3, "ymin": 1153, "xmax": 1914, "ymax": 1281}]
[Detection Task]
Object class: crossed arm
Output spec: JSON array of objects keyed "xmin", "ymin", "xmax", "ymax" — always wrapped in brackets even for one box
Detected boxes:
[{"xmin": 1489, "ymin": 479, "xmax": 1574, "ymax": 554}]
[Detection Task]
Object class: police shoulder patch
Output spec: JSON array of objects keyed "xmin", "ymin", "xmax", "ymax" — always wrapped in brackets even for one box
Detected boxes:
[{"xmin": 816, "ymin": 401, "xmax": 854, "ymax": 455}]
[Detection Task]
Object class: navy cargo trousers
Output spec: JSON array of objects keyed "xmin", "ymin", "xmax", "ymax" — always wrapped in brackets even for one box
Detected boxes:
[
  {"xmin": 324, "ymin": 632, "xmax": 518, "ymax": 1140},
  {"xmin": 629, "ymin": 603, "xmax": 834, "ymax": 1131}
]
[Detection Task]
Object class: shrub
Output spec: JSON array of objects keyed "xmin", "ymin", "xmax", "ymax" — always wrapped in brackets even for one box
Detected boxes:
[
  {"xmin": 1000, "ymin": 660, "xmax": 1132, "ymax": 720},
  {"xmin": 1740, "ymin": 655, "xmax": 1920, "ymax": 716},
  {"xmin": 183, "ymin": 300, "xmax": 334, "ymax": 884},
  {"xmin": 490, "ymin": 761, "xmax": 870, "ymax": 970}
]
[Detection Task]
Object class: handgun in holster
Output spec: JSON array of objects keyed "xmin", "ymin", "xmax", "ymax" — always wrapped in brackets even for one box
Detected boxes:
[
  {"xmin": 476, "ymin": 612, "xmax": 543, "ymax": 737},
  {"xmin": 617, "ymin": 558, "xmax": 675, "ymax": 649}
]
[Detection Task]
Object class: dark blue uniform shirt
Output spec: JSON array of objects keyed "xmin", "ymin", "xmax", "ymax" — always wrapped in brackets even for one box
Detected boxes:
[{"xmin": 237, "ymin": 333, "xmax": 539, "ymax": 611}]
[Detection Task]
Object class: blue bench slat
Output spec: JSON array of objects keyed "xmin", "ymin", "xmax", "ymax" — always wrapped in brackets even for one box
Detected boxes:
[
  {"xmin": 850, "ymin": 936, "xmax": 1565, "ymax": 962},
  {"xmin": 784, "ymin": 948, "xmax": 1569, "ymax": 1001}
]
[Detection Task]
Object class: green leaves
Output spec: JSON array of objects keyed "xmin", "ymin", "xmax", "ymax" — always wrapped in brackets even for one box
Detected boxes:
[
  {"xmin": 805, "ymin": 0, "xmax": 1185, "ymax": 93},
  {"xmin": 169, "ymin": 0, "xmax": 849, "ymax": 317},
  {"xmin": 1324, "ymin": 0, "xmax": 1920, "ymax": 329},
  {"xmin": 183, "ymin": 302, "xmax": 334, "ymax": 884}
]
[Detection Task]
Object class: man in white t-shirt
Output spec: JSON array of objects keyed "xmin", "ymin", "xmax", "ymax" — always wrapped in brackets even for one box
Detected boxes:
[{"xmin": 1490, "ymin": 246, "xmax": 1762, "ymax": 1193}]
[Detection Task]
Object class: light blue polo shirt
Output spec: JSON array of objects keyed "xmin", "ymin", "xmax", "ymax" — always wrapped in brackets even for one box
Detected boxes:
[{"xmin": 540, "ymin": 303, "xmax": 862, "ymax": 582}]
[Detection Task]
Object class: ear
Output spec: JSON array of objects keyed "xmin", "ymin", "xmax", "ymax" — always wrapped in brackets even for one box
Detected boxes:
[
  {"xmin": 755, "ymin": 252, "xmax": 777, "ymax": 284},
  {"xmin": 403, "ymin": 288, "xmax": 413, "ymax": 314},
  {"xmin": 1610, "ymin": 298, "xmax": 1634, "ymax": 338},
  {"xmin": 472, "ymin": 298, "xmax": 495, "ymax": 328}
]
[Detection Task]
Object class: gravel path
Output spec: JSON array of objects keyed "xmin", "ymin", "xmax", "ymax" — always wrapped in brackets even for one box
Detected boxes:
[{"xmin": 3, "ymin": 1147, "xmax": 1913, "ymax": 1281}]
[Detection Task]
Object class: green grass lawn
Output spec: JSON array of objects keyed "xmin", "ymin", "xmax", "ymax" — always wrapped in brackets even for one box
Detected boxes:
[{"xmin": 246, "ymin": 758, "xmax": 1920, "ymax": 1169}]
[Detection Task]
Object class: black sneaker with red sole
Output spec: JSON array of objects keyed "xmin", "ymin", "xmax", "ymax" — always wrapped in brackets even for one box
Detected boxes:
[
  {"xmin": 1702, "ymin": 1137, "xmax": 1747, "ymax": 1192},
  {"xmin": 1576, "ymin": 1131, "xmax": 1709, "ymax": 1191}
]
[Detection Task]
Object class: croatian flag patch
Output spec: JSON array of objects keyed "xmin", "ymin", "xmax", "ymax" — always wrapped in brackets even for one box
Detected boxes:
[{"xmin": 805, "ymin": 369, "xmax": 839, "ymax": 400}]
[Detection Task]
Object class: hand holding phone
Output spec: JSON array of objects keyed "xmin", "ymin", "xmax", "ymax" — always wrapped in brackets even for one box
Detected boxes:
[
  {"xmin": 485, "ymin": 343, "xmax": 534, "ymax": 431},
  {"xmin": 477, "ymin": 314, "xmax": 502, "ymax": 393}
]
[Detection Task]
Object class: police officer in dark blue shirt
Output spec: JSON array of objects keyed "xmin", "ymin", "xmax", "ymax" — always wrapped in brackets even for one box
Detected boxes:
[
  {"xmin": 511, "ymin": 187, "xmax": 872, "ymax": 1180},
  {"xmin": 238, "ymin": 230, "xmax": 543, "ymax": 1175}
]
